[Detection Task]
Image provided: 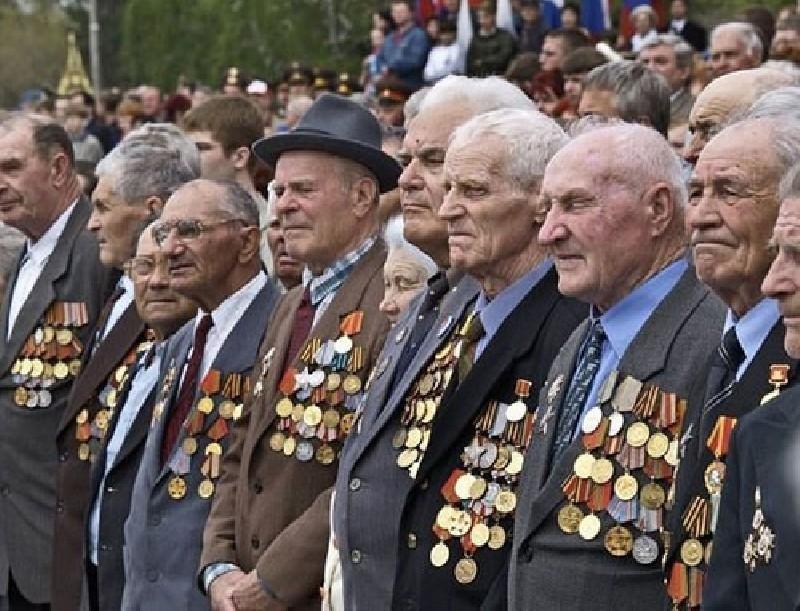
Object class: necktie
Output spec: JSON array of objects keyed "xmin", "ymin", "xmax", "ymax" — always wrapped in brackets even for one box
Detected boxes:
[
  {"xmin": 160, "ymin": 314, "xmax": 213, "ymax": 466},
  {"xmin": 551, "ymin": 321, "xmax": 606, "ymax": 462},
  {"xmin": 281, "ymin": 285, "xmax": 315, "ymax": 374},
  {"xmin": 700, "ymin": 327, "xmax": 745, "ymax": 440},
  {"xmin": 456, "ymin": 310, "xmax": 485, "ymax": 384}
]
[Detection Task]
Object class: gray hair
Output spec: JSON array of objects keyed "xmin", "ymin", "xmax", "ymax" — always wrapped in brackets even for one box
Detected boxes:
[
  {"xmin": 583, "ymin": 60, "xmax": 671, "ymax": 137},
  {"xmin": 743, "ymin": 86, "xmax": 800, "ymax": 122},
  {"xmin": 404, "ymin": 87, "xmax": 430, "ymax": 126},
  {"xmin": 383, "ymin": 215, "xmax": 437, "ymax": 277},
  {"xmin": 213, "ymin": 179, "xmax": 260, "ymax": 227},
  {"xmin": 0, "ymin": 223, "xmax": 24, "ymax": 287},
  {"xmin": 761, "ymin": 60, "xmax": 800, "ymax": 80},
  {"xmin": 95, "ymin": 141, "xmax": 197, "ymax": 205},
  {"xmin": 779, "ymin": 162, "xmax": 800, "ymax": 202},
  {"xmin": 640, "ymin": 33, "xmax": 695, "ymax": 71},
  {"xmin": 448, "ymin": 108, "xmax": 568, "ymax": 193},
  {"xmin": 711, "ymin": 22, "xmax": 764, "ymax": 60},
  {"xmin": 419, "ymin": 75, "xmax": 535, "ymax": 116},
  {"xmin": 124, "ymin": 123, "xmax": 201, "ymax": 175}
]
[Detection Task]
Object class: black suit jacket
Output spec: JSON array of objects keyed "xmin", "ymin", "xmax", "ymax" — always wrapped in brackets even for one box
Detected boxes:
[
  {"xmin": 392, "ymin": 268, "xmax": 587, "ymax": 610},
  {"xmin": 661, "ymin": 20, "xmax": 707, "ymax": 52},
  {"xmin": 703, "ymin": 383, "xmax": 800, "ymax": 610}
]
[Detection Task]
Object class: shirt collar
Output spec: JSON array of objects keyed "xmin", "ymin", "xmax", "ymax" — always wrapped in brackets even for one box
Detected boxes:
[
  {"xmin": 303, "ymin": 236, "xmax": 376, "ymax": 307},
  {"xmin": 25, "ymin": 201, "xmax": 77, "ymax": 265},
  {"xmin": 593, "ymin": 258, "xmax": 688, "ymax": 361},
  {"xmin": 197, "ymin": 270, "xmax": 267, "ymax": 334},
  {"xmin": 723, "ymin": 298, "xmax": 781, "ymax": 366}
]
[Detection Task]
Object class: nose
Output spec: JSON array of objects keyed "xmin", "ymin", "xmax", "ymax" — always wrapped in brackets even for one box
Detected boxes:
[
  {"xmin": 159, "ymin": 229, "xmax": 184, "ymax": 257},
  {"xmin": 398, "ymin": 157, "xmax": 422, "ymax": 194},
  {"xmin": 149, "ymin": 260, "xmax": 170, "ymax": 289},
  {"xmin": 762, "ymin": 251, "xmax": 792, "ymax": 298},
  {"xmin": 538, "ymin": 206, "xmax": 568, "ymax": 246},
  {"xmin": 379, "ymin": 287, "xmax": 400, "ymax": 318},
  {"xmin": 683, "ymin": 132, "xmax": 703, "ymax": 166},
  {"xmin": 87, "ymin": 209, "xmax": 101, "ymax": 232},
  {"xmin": 438, "ymin": 185, "xmax": 461, "ymax": 221},
  {"xmin": 686, "ymin": 186, "xmax": 720, "ymax": 233}
]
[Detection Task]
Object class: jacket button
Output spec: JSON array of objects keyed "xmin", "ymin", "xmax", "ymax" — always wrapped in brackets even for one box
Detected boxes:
[
  {"xmin": 146, "ymin": 569, "xmax": 159, "ymax": 582},
  {"xmin": 253, "ymin": 481, "xmax": 263, "ymax": 494},
  {"xmin": 350, "ymin": 549, "xmax": 362, "ymax": 564},
  {"xmin": 407, "ymin": 533, "xmax": 417, "ymax": 549},
  {"xmin": 251, "ymin": 536, "xmax": 260, "ymax": 549},
  {"xmin": 100, "ymin": 543, "xmax": 112, "ymax": 552},
  {"xmin": 106, "ymin": 485, "xmax": 116, "ymax": 494},
  {"xmin": 419, "ymin": 479, "xmax": 429, "ymax": 490},
  {"xmin": 56, "ymin": 500, "xmax": 64, "ymax": 513},
  {"xmin": 58, "ymin": 452, "xmax": 68, "ymax": 463},
  {"xmin": 349, "ymin": 478, "xmax": 361, "ymax": 491}
]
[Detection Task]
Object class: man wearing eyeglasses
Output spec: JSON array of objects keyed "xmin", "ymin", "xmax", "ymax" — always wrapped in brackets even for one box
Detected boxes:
[
  {"xmin": 48, "ymin": 136, "xmax": 197, "ymax": 611},
  {"xmin": 121, "ymin": 178, "xmax": 280, "ymax": 611}
]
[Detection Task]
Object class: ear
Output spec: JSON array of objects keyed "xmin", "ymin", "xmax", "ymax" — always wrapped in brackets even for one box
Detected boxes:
[
  {"xmin": 645, "ymin": 182, "xmax": 675, "ymax": 237},
  {"xmin": 231, "ymin": 146, "xmax": 251, "ymax": 172},
  {"xmin": 351, "ymin": 177, "xmax": 379, "ymax": 220},
  {"xmin": 50, "ymin": 151, "xmax": 71, "ymax": 188},
  {"xmin": 145, "ymin": 195, "xmax": 165, "ymax": 218},
  {"xmin": 237, "ymin": 225, "xmax": 262, "ymax": 264}
]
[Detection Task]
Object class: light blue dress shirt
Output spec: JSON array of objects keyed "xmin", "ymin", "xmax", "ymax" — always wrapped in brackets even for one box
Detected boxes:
[{"xmin": 722, "ymin": 298, "xmax": 780, "ymax": 381}]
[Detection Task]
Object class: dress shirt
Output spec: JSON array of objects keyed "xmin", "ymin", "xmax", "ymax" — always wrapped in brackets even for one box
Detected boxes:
[
  {"xmin": 670, "ymin": 19, "xmax": 687, "ymax": 32},
  {"xmin": 6, "ymin": 201, "xmax": 77, "ymax": 338},
  {"xmin": 88, "ymin": 343, "xmax": 163, "ymax": 565},
  {"xmin": 101, "ymin": 275, "xmax": 135, "ymax": 341},
  {"xmin": 572, "ymin": 258, "xmax": 688, "ymax": 438},
  {"xmin": 722, "ymin": 298, "xmax": 780, "ymax": 381},
  {"xmin": 473, "ymin": 260, "xmax": 554, "ymax": 360},
  {"xmin": 303, "ymin": 237, "xmax": 376, "ymax": 325}
]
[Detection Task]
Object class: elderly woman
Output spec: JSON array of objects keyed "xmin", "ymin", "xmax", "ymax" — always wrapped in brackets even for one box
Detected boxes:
[
  {"xmin": 0, "ymin": 223, "xmax": 25, "ymax": 304},
  {"xmin": 379, "ymin": 214, "xmax": 438, "ymax": 324}
]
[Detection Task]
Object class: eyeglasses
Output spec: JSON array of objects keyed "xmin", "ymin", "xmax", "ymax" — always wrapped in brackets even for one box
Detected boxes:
[{"xmin": 150, "ymin": 218, "xmax": 245, "ymax": 246}]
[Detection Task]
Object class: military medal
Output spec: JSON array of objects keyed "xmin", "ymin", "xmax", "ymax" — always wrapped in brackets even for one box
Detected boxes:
[
  {"xmin": 705, "ymin": 415, "xmax": 737, "ymax": 532},
  {"xmin": 632, "ymin": 534, "xmax": 659, "ymax": 565},
  {"xmin": 760, "ymin": 363, "xmax": 790, "ymax": 404},
  {"xmin": 578, "ymin": 513, "xmax": 601, "ymax": 540},
  {"xmin": 680, "ymin": 538, "xmax": 704, "ymax": 567},
  {"xmin": 430, "ymin": 541, "xmax": 450, "ymax": 567},
  {"xmin": 604, "ymin": 525, "xmax": 633, "ymax": 556},
  {"xmin": 557, "ymin": 503, "xmax": 584, "ymax": 534},
  {"xmin": 454, "ymin": 557, "xmax": 478, "ymax": 584},
  {"xmin": 168, "ymin": 476, "xmax": 187, "ymax": 500},
  {"xmin": 743, "ymin": 485, "xmax": 775, "ymax": 572}
]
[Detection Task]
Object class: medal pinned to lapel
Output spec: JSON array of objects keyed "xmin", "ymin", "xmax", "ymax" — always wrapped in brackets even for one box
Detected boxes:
[
  {"xmin": 743, "ymin": 485, "xmax": 776, "ymax": 572},
  {"xmin": 760, "ymin": 364, "xmax": 790, "ymax": 405},
  {"xmin": 538, "ymin": 374, "xmax": 564, "ymax": 434},
  {"xmin": 253, "ymin": 347, "xmax": 276, "ymax": 397}
]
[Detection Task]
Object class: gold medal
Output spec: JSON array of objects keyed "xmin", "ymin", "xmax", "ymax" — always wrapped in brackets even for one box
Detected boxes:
[
  {"xmin": 574, "ymin": 452, "xmax": 596, "ymax": 479},
  {"xmin": 291, "ymin": 403, "xmax": 305, "ymax": 422},
  {"xmin": 455, "ymin": 473, "xmax": 475, "ymax": 500},
  {"xmin": 168, "ymin": 476, "xmax": 187, "ymax": 500},
  {"xmin": 269, "ymin": 432, "xmax": 286, "ymax": 452},
  {"xmin": 469, "ymin": 476, "xmax": 487, "ymax": 500},
  {"xmin": 506, "ymin": 451, "xmax": 524, "ymax": 475},
  {"xmin": 182, "ymin": 437, "xmax": 198, "ymax": 455},
  {"xmin": 275, "ymin": 398, "xmax": 294, "ymax": 418},
  {"xmin": 343, "ymin": 374, "xmax": 362, "ymax": 395},
  {"xmin": 680, "ymin": 538, "xmax": 704, "ymax": 567},
  {"xmin": 454, "ymin": 557, "xmax": 478, "ymax": 584},
  {"xmin": 282, "ymin": 436, "xmax": 297, "ymax": 456},
  {"xmin": 614, "ymin": 474, "xmax": 639, "ymax": 501},
  {"xmin": 625, "ymin": 422, "xmax": 650, "ymax": 448},
  {"xmin": 449, "ymin": 510, "xmax": 472, "ymax": 537},
  {"xmin": 495, "ymin": 490, "xmax": 517, "ymax": 513},
  {"xmin": 665, "ymin": 439, "xmax": 679, "ymax": 466},
  {"xmin": 53, "ymin": 362, "xmax": 70, "ymax": 380},
  {"xmin": 418, "ymin": 373, "xmax": 435, "ymax": 396},
  {"xmin": 704, "ymin": 460, "xmax": 726, "ymax": 495},
  {"xmin": 640, "ymin": 482, "xmax": 666, "ymax": 510},
  {"xmin": 436, "ymin": 506, "xmax": 454, "ymax": 529},
  {"xmin": 557, "ymin": 503, "xmax": 584, "ymax": 534},
  {"xmin": 56, "ymin": 328, "xmax": 73, "ymax": 345},
  {"xmin": 19, "ymin": 359, "xmax": 32, "ymax": 376},
  {"xmin": 197, "ymin": 397, "xmax": 214, "ymax": 414},
  {"xmin": 487, "ymin": 525, "xmax": 506, "ymax": 550},
  {"xmin": 78, "ymin": 442, "xmax": 91, "ymax": 461},
  {"xmin": 76, "ymin": 409, "xmax": 89, "ymax": 424},
  {"xmin": 326, "ymin": 373, "xmax": 342, "ymax": 391},
  {"xmin": 604, "ymin": 525, "xmax": 633, "ymax": 556},
  {"xmin": 14, "ymin": 387, "xmax": 28, "ymax": 406},
  {"xmin": 30, "ymin": 359, "xmax": 44, "ymax": 378},
  {"xmin": 590, "ymin": 458, "xmax": 614, "ymax": 485},
  {"xmin": 315, "ymin": 444, "xmax": 336, "ymax": 465},
  {"xmin": 578, "ymin": 513, "xmax": 602, "ymax": 540},
  {"xmin": 470, "ymin": 523, "xmax": 490, "ymax": 547},
  {"xmin": 646, "ymin": 432, "xmax": 669, "ymax": 458},
  {"xmin": 218, "ymin": 401, "xmax": 236, "ymax": 419},
  {"xmin": 397, "ymin": 448, "xmax": 419, "ymax": 469},
  {"xmin": 322, "ymin": 409, "xmax": 341, "ymax": 428},
  {"xmin": 198, "ymin": 478, "xmax": 215, "ymax": 499},
  {"xmin": 43, "ymin": 326, "xmax": 55, "ymax": 343},
  {"xmin": 303, "ymin": 404, "xmax": 323, "ymax": 426},
  {"xmin": 406, "ymin": 427, "xmax": 423, "ymax": 448},
  {"xmin": 430, "ymin": 541, "xmax": 450, "ymax": 567},
  {"xmin": 95, "ymin": 409, "xmax": 110, "ymax": 430}
]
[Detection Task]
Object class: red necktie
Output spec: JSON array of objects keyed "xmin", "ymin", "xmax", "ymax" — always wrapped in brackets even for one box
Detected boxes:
[
  {"xmin": 160, "ymin": 314, "xmax": 213, "ymax": 466},
  {"xmin": 281, "ymin": 285, "xmax": 315, "ymax": 374}
]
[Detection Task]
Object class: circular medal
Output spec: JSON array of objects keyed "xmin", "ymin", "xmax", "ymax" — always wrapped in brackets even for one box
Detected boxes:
[
  {"xmin": 625, "ymin": 422, "xmax": 650, "ymax": 448},
  {"xmin": 574, "ymin": 452, "xmax": 596, "ymax": 479},
  {"xmin": 38, "ymin": 390, "xmax": 52, "ymax": 408},
  {"xmin": 340, "ymin": 413, "xmax": 356, "ymax": 434},
  {"xmin": 295, "ymin": 440, "xmax": 314, "ymax": 462},
  {"xmin": 578, "ymin": 513, "xmax": 602, "ymax": 540},
  {"xmin": 455, "ymin": 473, "xmax": 476, "ymax": 500},
  {"xmin": 581, "ymin": 406, "xmax": 603, "ymax": 435},
  {"xmin": 343, "ymin": 375, "xmax": 362, "ymax": 395},
  {"xmin": 308, "ymin": 369, "xmax": 325, "ymax": 388},
  {"xmin": 640, "ymin": 482, "xmax": 666, "ymax": 510},
  {"xmin": 436, "ymin": 506, "xmax": 454, "ymax": 530},
  {"xmin": 218, "ymin": 401, "xmax": 236, "ymax": 419},
  {"xmin": 43, "ymin": 326, "xmax": 55, "ymax": 343},
  {"xmin": 704, "ymin": 460, "xmax": 726, "ymax": 495},
  {"xmin": 282, "ymin": 436, "xmax": 297, "ymax": 456},
  {"xmin": 56, "ymin": 328, "xmax": 73, "ymax": 345},
  {"xmin": 13, "ymin": 387, "xmax": 28, "ymax": 407},
  {"xmin": 19, "ymin": 358, "xmax": 32, "ymax": 376},
  {"xmin": 182, "ymin": 437, "xmax": 198, "ymax": 456},
  {"xmin": 26, "ymin": 390, "xmax": 38, "ymax": 408},
  {"xmin": 470, "ymin": 522, "xmax": 490, "ymax": 547},
  {"xmin": 665, "ymin": 439, "xmax": 679, "ymax": 466},
  {"xmin": 487, "ymin": 525, "xmax": 507, "ymax": 550},
  {"xmin": 78, "ymin": 443, "xmax": 91, "ymax": 461},
  {"xmin": 680, "ymin": 538, "xmax": 704, "ymax": 567},
  {"xmin": 494, "ymin": 490, "xmax": 517, "ymax": 514},
  {"xmin": 479, "ymin": 443, "xmax": 499, "ymax": 470},
  {"xmin": 291, "ymin": 403, "xmax": 305, "ymax": 422},
  {"xmin": 95, "ymin": 409, "xmax": 110, "ymax": 430},
  {"xmin": 608, "ymin": 412, "xmax": 625, "ymax": 437},
  {"xmin": 590, "ymin": 458, "xmax": 614, "ymax": 485},
  {"xmin": 334, "ymin": 335, "xmax": 353, "ymax": 354},
  {"xmin": 197, "ymin": 397, "xmax": 214, "ymax": 414},
  {"xmin": 557, "ymin": 503, "xmax": 584, "ymax": 534},
  {"xmin": 303, "ymin": 404, "xmax": 323, "ymax": 427},
  {"xmin": 604, "ymin": 525, "xmax": 633, "ymax": 557},
  {"xmin": 417, "ymin": 373, "xmax": 435, "ymax": 396},
  {"xmin": 430, "ymin": 541, "xmax": 450, "ymax": 567},
  {"xmin": 614, "ymin": 474, "xmax": 639, "ymax": 501},
  {"xmin": 406, "ymin": 427, "xmax": 423, "ymax": 449},
  {"xmin": 469, "ymin": 476, "xmax": 488, "ymax": 500},
  {"xmin": 632, "ymin": 534, "xmax": 659, "ymax": 565},
  {"xmin": 198, "ymin": 478, "xmax": 215, "ymax": 499},
  {"xmin": 646, "ymin": 432, "xmax": 670, "ymax": 459},
  {"xmin": 315, "ymin": 444, "xmax": 336, "ymax": 465},
  {"xmin": 168, "ymin": 476, "xmax": 187, "ymax": 500},
  {"xmin": 449, "ymin": 510, "xmax": 472, "ymax": 537},
  {"xmin": 269, "ymin": 432, "xmax": 286, "ymax": 452},
  {"xmin": 397, "ymin": 448, "xmax": 419, "ymax": 469},
  {"xmin": 322, "ymin": 409, "xmax": 341, "ymax": 428},
  {"xmin": 30, "ymin": 359, "xmax": 44, "ymax": 378},
  {"xmin": 454, "ymin": 557, "xmax": 478, "ymax": 584},
  {"xmin": 326, "ymin": 373, "xmax": 342, "ymax": 392},
  {"xmin": 392, "ymin": 428, "xmax": 408, "ymax": 450},
  {"xmin": 506, "ymin": 400, "xmax": 527, "ymax": 423},
  {"xmin": 53, "ymin": 362, "xmax": 69, "ymax": 380}
]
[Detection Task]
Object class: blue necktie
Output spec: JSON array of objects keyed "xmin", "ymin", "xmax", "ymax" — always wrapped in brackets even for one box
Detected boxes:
[{"xmin": 551, "ymin": 320, "xmax": 606, "ymax": 461}]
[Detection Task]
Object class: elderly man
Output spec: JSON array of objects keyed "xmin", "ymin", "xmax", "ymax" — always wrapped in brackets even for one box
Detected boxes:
[
  {"xmin": 704, "ymin": 161, "xmax": 800, "ymax": 610},
  {"xmin": 122, "ymin": 179, "xmax": 280, "ymax": 610},
  {"xmin": 48, "ymin": 137, "xmax": 197, "ymax": 611},
  {"xmin": 578, "ymin": 60, "xmax": 671, "ymax": 137},
  {"xmin": 0, "ymin": 114, "xmax": 114, "ymax": 610},
  {"xmin": 200, "ymin": 94, "xmax": 398, "ymax": 611},
  {"xmin": 684, "ymin": 67, "xmax": 794, "ymax": 166},
  {"xmin": 665, "ymin": 119, "xmax": 800, "ymax": 610},
  {"xmin": 709, "ymin": 22, "xmax": 764, "ymax": 80},
  {"xmin": 639, "ymin": 34, "xmax": 696, "ymax": 126},
  {"xmin": 509, "ymin": 123, "xmax": 725, "ymax": 611}
]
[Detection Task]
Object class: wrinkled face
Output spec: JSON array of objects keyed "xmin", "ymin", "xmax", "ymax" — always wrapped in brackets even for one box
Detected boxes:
[
  {"xmin": 273, "ymin": 151, "xmax": 362, "ymax": 271},
  {"xmin": 540, "ymin": 36, "xmax": 565, "ymax": 72},
  {"xmin": 538, "ymin": 138, "xmax": 655, "ymax": 311},
  {"xmin": 578, "ymin": 88, "xmax": 618, "ymax": 121},
  {"xmin": 684, "ymin": 81, "xmax": 740, "ymax": 165},
  {"xmin": 0, "ymin": 123, "xmax": 61, "ymax": 240},
  {"xmin": 710, "ymin": 30, "xmax": 759, "ymax": 79},
  {"xmin": 640, "ymin": 44, "xmax": 685, "ymax": 91},
  {"xmin": 762, "ymin": 197, "xmax": 800, "ymax": 358},
  {"xmin": 687, "ymin": 126, "xmax": 779, "ymax": 309},
  {"xmin": 440, "ymin": 136, "xmax": 539, "ymax": 280},
  {"xmin": 188, "ymin": 130, "xmax": 236, "ymax": 181},
  {"xmin": 379, "ymin": 246, "xmax": 430, "ymax": 324},
  {"xmin": 266, "ymin": 216, "xmax": 303, "ymax": 290},
  {"xmin": 131, "ymin": 232, "xmax": 196, "ymax": 337},
  {"xmin": 87, "ymin": 175, "xmax": 153, "ymax": 269}
]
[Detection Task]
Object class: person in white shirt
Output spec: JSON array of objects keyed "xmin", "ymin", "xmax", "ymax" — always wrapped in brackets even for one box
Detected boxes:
[{"xmin": 424, "ymin": 19, "xmax": 464, "ymax": 84}]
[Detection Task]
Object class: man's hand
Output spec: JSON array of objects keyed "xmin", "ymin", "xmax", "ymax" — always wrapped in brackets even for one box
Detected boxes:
[
  {"xmin": 209, "ymin": 569, "xmax": 246, "ymax": 611},
  {"xmin": 231, "ymin": 570, "xmax": 288, "ymax": 611}
]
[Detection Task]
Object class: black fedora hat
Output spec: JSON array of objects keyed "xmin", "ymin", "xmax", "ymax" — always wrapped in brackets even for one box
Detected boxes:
[{"xmin": 253, "ymin": 93, "xmax": 401, "ymax": 193}]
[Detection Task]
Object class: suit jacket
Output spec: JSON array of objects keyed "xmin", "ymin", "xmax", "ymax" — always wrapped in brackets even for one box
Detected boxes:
[
  {"xmin": 50, "ymin": 301, "xmax": 146, "ymax": 611},
  {"xmin": 509, "ymin": 267, "xmax": 725, "ymax": 611},
  {"xmin": 201, "ymin": 240, "xmax": 389, "ymax": 611},
  {"xmin": 703, "ymin": 383, "xmax": 800, "ymax": 610},
  {"xmin": 665, "ymin": 320, "xmax": 797, "ymax": 608},
  {"xmin": 0, "ymin": 197, "xmax": 115, "ymax": 604},
  {"xmin": 122, "ymin": 280, "xmax": 279, "ymax": 611},
  {"xmin": 661, "ymin": 20, "xmax": 707, "ymax": 52}
]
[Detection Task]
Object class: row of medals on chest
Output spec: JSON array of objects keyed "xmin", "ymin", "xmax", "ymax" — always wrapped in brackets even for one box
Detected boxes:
[
  {"xmin": 557, "ymin": 373, "xmax": 684, "ymax": 566},
  {"xmin": 167, "ymin": 370, "xmax": 247, "ymax": 500},
  {"xmin": 271, "ymin": 329, "xmax": 363, "ymax": 465},
  {"xmin": 11, "ymin": 310, "xmax": 87, "ymax": 407},
  {"xmin": 429, "ymin": 379, "xmax": 535, "ymax": 585}
]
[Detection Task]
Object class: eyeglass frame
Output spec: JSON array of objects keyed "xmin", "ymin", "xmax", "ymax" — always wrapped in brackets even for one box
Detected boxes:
[{"xmin": 149, "ymin": 217, "xmax": 249, "ymax": 247}]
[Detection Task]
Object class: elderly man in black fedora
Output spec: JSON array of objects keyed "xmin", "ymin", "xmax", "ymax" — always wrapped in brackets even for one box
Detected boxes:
[{"xmin": 200, "ymin": 94, "xmax": 399, "ymax": 611}]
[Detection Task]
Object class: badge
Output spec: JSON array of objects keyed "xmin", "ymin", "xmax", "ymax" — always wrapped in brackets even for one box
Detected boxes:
[{"xmin": 743, "ymin": 485, "xmax": 775, "ymax": 572}]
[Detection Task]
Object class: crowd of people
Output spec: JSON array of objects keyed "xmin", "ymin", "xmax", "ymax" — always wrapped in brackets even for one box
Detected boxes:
[{"xmin": 3, "ymin": 0, "xmax": 800, "ymax": 610}]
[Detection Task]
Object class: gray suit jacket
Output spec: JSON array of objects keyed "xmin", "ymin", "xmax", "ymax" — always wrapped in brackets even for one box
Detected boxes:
[
  {"xmin": 333, "ymin": 273, "xmax": 481, "ymax": 610},
  {"xmin": 509, "ymin": 267, "xmax": 725, "ymax": 611},
  {"xmin": 121, "ymin": 280, "xmax": 278, "ymax": 611},
  {"xmin": 0, "ymin": 197, "xmax": 115, "ymax": 603}
]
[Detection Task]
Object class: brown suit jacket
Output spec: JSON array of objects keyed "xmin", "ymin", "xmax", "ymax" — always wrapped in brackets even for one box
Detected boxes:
[{"xmin": 202, "ymin": 240, "xmax": 390, "ymax": 610}]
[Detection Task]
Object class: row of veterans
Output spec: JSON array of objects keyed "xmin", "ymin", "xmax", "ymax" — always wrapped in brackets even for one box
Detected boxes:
[{"xmin": 1, "ymin": 67, "xmax": 800, "ymax": 611}]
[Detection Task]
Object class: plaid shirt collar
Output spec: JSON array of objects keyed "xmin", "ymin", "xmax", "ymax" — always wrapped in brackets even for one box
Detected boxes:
[{"xmin": 303, "ymin": 236, "xmax": 377, "ymax": 307}]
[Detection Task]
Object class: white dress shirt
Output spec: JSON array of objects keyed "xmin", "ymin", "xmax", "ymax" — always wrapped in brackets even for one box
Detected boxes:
[{"xmin": 101, "ymin": 276, "xmax": 136, "ymax": 342}]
